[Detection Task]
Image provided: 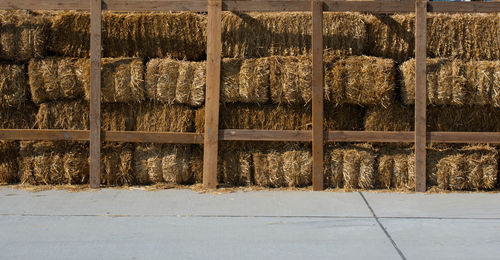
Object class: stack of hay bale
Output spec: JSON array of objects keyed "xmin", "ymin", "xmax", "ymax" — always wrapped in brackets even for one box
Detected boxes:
[{"xmin": 0, "ymin": 10, "xmax": 498, "ymax": 191}]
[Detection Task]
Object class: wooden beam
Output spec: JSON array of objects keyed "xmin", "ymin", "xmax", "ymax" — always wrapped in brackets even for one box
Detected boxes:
[
  {"xmin": 414, "ymin": 0, "xmax": 427, "ymax": 192},
  {"xmin": 326, "ymin": 131, "xmax": 414, "ymax": 143},
  {"xmin": 0, "ymin": 130, "xmax": 90, "ymax": 141},
  {"xmin": 203, "ymin": 0, "xmax": 222, "ymax": 190},
  {"xmin": 311, "ymin": 0, "xmax": 324, "ymax": 191},
  {"xmin": 0, "ymin": 0, "xmax": 499, "ymax": 13},
  {"xmin": 219, "ymin": 129, "xmax": 312, "ymax": 142},
  {"xmin": 89, "ymin": 0, "xmax": 102, "ymax": 189},
  {"xmin": 104, "ymin": 131, "xmax": 204, "ymax": 144},
  {"xmin": 428, "ymin": 132, "xmax": 500, "ymax": 144}
]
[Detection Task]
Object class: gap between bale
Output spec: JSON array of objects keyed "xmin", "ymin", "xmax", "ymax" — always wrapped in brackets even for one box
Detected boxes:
[{"xmin": 401, "ymin": 59, "xmax": 500, "ymax": 107}]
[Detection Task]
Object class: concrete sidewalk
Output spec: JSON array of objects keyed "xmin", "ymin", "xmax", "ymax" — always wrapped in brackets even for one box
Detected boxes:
[{"xmin": 0, "ymin": 188, "xmax": 499, "ymax": 259}]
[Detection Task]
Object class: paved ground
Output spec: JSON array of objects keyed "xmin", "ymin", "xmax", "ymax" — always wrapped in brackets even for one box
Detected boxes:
[{"xmin": 0, "ymin": 188, "xmax": 499, "ymax": 259}]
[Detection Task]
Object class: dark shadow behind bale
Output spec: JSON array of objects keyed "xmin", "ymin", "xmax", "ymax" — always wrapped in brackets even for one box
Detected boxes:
[
  {"xmin": 0, "ymin": 63, "xmax": 28, "ymax": 108},
  {"xmin": 0, "ymin": 104, "xmax": 37, "ymax": 129},
  {"xmin": 0, "ymin": 141, "xmax": 19, "ymax": 184}
]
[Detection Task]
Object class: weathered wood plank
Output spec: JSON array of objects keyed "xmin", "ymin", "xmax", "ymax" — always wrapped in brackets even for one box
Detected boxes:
[
  {"xmin": 203, "ymin": 0, "xmax": 222, "ymax": 190},
  {"xmin": 311, "ymin": 0, "xmax": 324, "ymax": 191},
  {"xmin": 0, "ymin": 130, "xmax": 90, "ymax": 141},
  {"xmin": 326, "ymin": 131, "xmax": 414, "ymax": 143},
  {"xmin": 104, "ymin": 131, "xmax": 204, "ymax": 143},
  {"xmin": 415, "ymin": 0, "xmax": 427, "ymax": 192},
  {"xmin": 89, "ymin": 0, "xmax": 102, "ymax": 189},
  {"xmin": 219, "ymin": 129, "xmax": 312, "ymax": 142}
]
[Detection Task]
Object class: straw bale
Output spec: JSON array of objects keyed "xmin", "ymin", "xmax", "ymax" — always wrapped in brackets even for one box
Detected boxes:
[
  {"xmin": 0, "ymin": 63, "xmax": 28, "ymax": 108},
  {"xmin": 0, "ymin": 104, "xmax": 37, "ymax": 129},
  {"xmin": 363, "ymin": 14, "xmax": 415, "ymax": 62},
  {"xmin": 342, "ymin": 147, "xmax": 376, "ymax": 190},
  {"xmin": 136, "ymin": 102, "xmax": 195, "ymax": 132},
  {"xmin": 191, "ymin": 145, "xmax": 204, "ymax": 184},
  {"xmin": 327, "ymin": 56, "xmax": 396, "ymax": 107},
  {"xmin": 196, "ymin": 104, "xmax": 364, "ymax": 133},
  {"xmin": 377, "ymin": 148, "xmax": 416, "ymax": 190},
  {"xmin": 101, "ymin": 143, "xmax": 134, "ymax": 186},
  {"xmin": 252, "ymin": 143, "xmax": 311, "ymax": 187},
  {"xmin": 221, "ymin": 58, "xmax": 270, "ymax": 103},
  {"xmin": 145, "ymin": 59, "xmax": 205, "ymax": 107},
  {"xmin": 37, "ymin": 100, "xmax": 136, "ymax": 131},
  {"xmin": 0, "ymin": 141, "xmax": 19, "ymax": 184},
  {"xmin": 134, "ymin": 144, "xmax": 194, "ymax": 185},
  {"xmin": 364, "ymin": 14, "xmax": 500, "ymax": 62},
  {"xmin": 324, "ymin": 148, "xmax": 344, "ymax": 188},
  {"xmin": 434, "ymin": 146, "xmax": 498, "ymax": 191},
  {"xmin": 221, "ymin": 12, "xmax": 365, "ymax": 58},
  {"xmin": 401, "ymin": 59, "xmax": 500, "ymax": 106},
  {"xmin": 50, "ymin": 11, "xmax": 206, "ymax": 60},
  {"xmin": 0, "ymin": 10, "xmax": 49, "ymax": 61},
  {"xmin": 18, "ymin": 141, "xmax": 88, "ymax": 185},
  {"xmin": 219, "ymin": 142, "xmax": 253, "ymax": 186},
  {"xmin": 269, "ymin": 56, "xmax": 312, "ymax": 104},
  {"xmin": 83, "ymin": 58, "xmax": 145, "ymax": 103},
  {"xmin": 365, "ymin": 105, "xmax": 500, "ymax": 132}
]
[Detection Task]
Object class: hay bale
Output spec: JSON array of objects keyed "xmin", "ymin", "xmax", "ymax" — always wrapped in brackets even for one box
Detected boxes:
[
  {"xmin": 0, "ymin": 63, "xmax": 28, "ymax": 108},
  {"xmin": 0, "ymin": 141, "xmax": 19, "ymax": 184},
  {"xmin": 364, "ymin": 14, "xmax": 500, "ymax": 62},
  {"xmin": 363, "ymin": 14, "xmax": 415, "ymax": 62},
  {"xmin": 327, "ymin": 56, "xmax": 396, "ymax": 107},
  {"xmin": 377, "ymin": 148, "xmax": 416, "ymax": 190},
  {"xmin": 0, "ymin": 104, "xmax": 37, "ymax": 129},
  {"xmin": 324, "ymin": 148, "xmax": 344, "ymax": 188},
  {"xmin": 253, "ymin": 143, "xmax": 311, "ymax": 187},
  {"xmin": 50, "ymin": 11, "xmax": 206, "ymax": 60},
  {"xmin": 101, "ymin": 143, "xmax": 134, "ymax": 186},
  {"xmin": 196, "ymin": 104, "xmax": 364, "ymax": 133},
  {"xmin": 145, "ymin": 59, "xmax": 205, "ymax": 107},
  {"xmin": 0, "ymin": 10, "xmax": 49, "ymax": 61},
  {"xmin": 18, "ymin": 141, "xmax": 88, "ymax": 185},
  {"xmin": 191, "ymin": 145, "xmax": 204, "ymax": 184},
  {"xmin": 29, "ymin": 58, "xmax": 145, "ymax": 104},
  {"xmin": 221, "ymin": 12, "xmax": 365, "ymax": 58},
  {"xmin": 134, "ymin": 144, "xmax": 194, "ymax": 185},
  {"xmin": 401, "ymin": 59, "xmax": 500, "ymax": 106},
  {"xmin": 36, "ymin": 100, "xmax": 136, "ymax": 131},
  {"xmin": 219, "ymin": 142, "xmax": 252, "ymax": 186},
  {"xmin": 136, "ymin": 102, "xmax": 195, "ymax": 132},
  {"xmin": 364, "ymin": 105, "xmax": 500, "ymax": 132},
  {"xmin": 83, "ymin": 58, "xmax": 145, "ymax": 103},
  {"xmin": 342, "ymin": 147, "xmax": 377, "ymax": 190},
  {"xmin": 28, "ymin": 58, "xmax": 86, "ymax": 104},
  {"xmin": 431, "ymin": 146, "xmax": 498, "ymax": 191},
  {"xmin": 269, "ymin": 56, "xmax": 312, "ymax": 104},
  {"xmin": 222, "ymin": 58, "xmax": 270, "ymax": 103}
]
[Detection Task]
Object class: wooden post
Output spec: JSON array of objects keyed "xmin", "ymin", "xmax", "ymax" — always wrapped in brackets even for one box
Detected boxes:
[
  {"xmin": 90, "ymin": 0, "xmax": 102, "ymax": 188},
  {"xmin": 415, "ymin": 0, "xmax": 427, "ymax": 192},
  {"xmin": 203, "ymin": 0, "xmax": 222, "ymax": 189},
  {"xmin": 312, "ymin": 0, "xmax": 324, "ymax": 191}
]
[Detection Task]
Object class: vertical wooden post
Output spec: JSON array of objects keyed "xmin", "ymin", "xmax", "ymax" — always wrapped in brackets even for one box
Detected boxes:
[
  {"xmin": 90, "ymin": 0, "xmax": 102, "ymax": 188},
  {"xmin": 203, "ymin": 0, "xmax": 222, "ymax": 189},
  {"xmin": 312, "ymin": 0, "xmax": 324, "ymax": 191},
  {"xmin": 415, "ymin": 0, "xmax": 427, "ymax": 192}
]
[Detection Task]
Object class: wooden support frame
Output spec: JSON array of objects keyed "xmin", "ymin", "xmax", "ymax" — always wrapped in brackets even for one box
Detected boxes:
[
  {"xmin": 89, "ymin": 0, "xmax": 102, "ymax": 188},
  {"xmin": 203, "ymin": 0, "xmax": 222, "ymax": 189},
  {"xmin": 415, "ymin": 0, "xmax": 427, "ymax": 192},
  {"xmin": 311, "ymin": 0, "xmax": 324, "ymax": 191},
  {"xmin": 0, "ymin": 0, "xmax": 499, "ymax": 191}
]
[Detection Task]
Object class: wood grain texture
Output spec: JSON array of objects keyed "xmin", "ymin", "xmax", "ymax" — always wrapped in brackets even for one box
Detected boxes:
[
  {"xmin": 0, "ymin": 130, "xmax": 90, "ymax": 141},
  {"xmin": 312, "ymin": 0, "xmax": 324, "ymax": 191},
  {"xmin": 90, "ymin": 0, "xmax": 102, "ymax": 189},
  {"xmin": 0, "ymin": 0, "xmax": 499, "ymax": 12},
  {"xmin": 203, "ymin": 0, "xmax": 222, "ymax": 189},
  {"xmin": 415, "ymin": 0, "xmax": 427, "ymax": 192},
  {"xmin": 104, "ymin": 131, "xmax": 204, "ymax": 143}
]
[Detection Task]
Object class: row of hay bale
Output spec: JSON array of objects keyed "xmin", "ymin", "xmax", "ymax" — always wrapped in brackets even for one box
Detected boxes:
[
  {"xmin": 1, "ymin": 140, "xmax": 497, "ymax": 191},
  {"xmin": 2, "ymin": 56, "xmax": 498, "ymax": 110},
  {"xmin": 1, "ymin": 10, "xmax": 498, "ymax": 62}
]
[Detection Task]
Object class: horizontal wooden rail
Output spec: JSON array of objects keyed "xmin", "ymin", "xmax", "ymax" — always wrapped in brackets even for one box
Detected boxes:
[
  {"xmin": 0, "ymin": 0, "xmax": 499, "ymax": 13},
  {"xmin": 104, "ymin": 131, "xmax": 204, "ymax": 143},
  {"xmin": 1, "ymin": 129, "xmax": 500, "ymax": 144}
]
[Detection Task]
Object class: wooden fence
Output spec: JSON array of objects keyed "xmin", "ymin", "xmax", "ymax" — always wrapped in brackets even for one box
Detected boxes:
[{"xmin": 0, "ymin": 0, "xmax": 500, "ymax": 191}]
